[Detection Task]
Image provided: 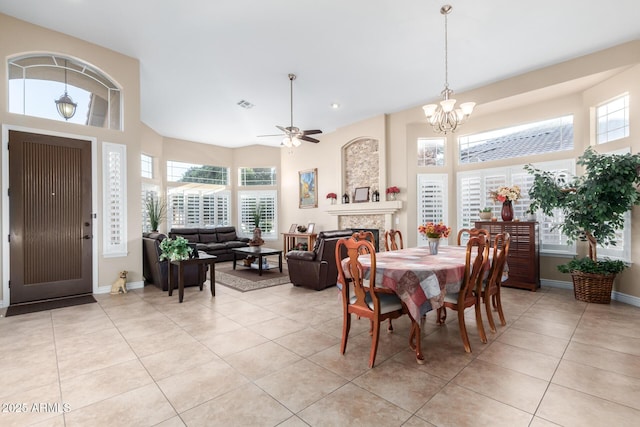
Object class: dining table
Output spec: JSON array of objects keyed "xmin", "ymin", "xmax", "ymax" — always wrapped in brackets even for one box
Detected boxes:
[{"xmin": 353, "ymin": 244, "xmax": 494, "ymax": 364}]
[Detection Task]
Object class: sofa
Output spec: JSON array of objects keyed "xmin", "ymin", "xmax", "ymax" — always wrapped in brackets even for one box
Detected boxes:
[
  {"xmin": 142, "ymin": 232, "xmax": 206, "ymax": 291},
  {"xmin": 168, "ymin": 226, "xmax": 250, "ymax": 262},
  {"xmin": 285, "ymin": 229, "xmax": 354, "ymax": 290}
]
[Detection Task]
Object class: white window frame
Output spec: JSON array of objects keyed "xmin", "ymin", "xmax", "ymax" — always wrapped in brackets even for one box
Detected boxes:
[
  {"xmin": 457, "ymin": 159, "xmax": 576, "ymax": 256},
  {"xmin": 166, "ymin": 188, "xmax": 231, "ymax": 229},
  {"xmin": 141, "ymin": 153, "xmax": 153, "ymax": 179},
  {"xmin": 102, "ymin": 142, "xmax": 127, "ymax": 257},
  {"xmin": 237, "ymin": 190, "xmax": 278, "ymax": 240},
  {"xmin": 596, "ymin": 94, "xmax": 629, "ymax": 144},
  {"xmin": 417, "ymin": 138, "xmax": 445, "ymax": 167},
  {"xmin": 238, "ymin": 167, "xmax": 277, "ymax": 186},
  {"xmin": 417, "ymin": 174, "xmax": 448, "ymax": 247}
]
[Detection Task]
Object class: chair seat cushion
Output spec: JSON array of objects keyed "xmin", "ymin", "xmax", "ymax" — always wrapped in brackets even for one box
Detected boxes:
[{"xmin": 350, "ymin": 292, "xmax": 403, "ymax": 314}]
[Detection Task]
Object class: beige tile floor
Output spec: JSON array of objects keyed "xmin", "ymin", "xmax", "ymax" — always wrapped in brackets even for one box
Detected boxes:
[{"xmin": 1, "ymin": 276, "xmax": 640, "ymax": 426}]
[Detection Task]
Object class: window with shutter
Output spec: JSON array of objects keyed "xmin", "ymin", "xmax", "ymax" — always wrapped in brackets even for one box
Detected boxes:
[
  {"xmin": 166, "ymin": 190, "xmax": 230, "ymax": 229},
  {"xmin": 417, "ymin": 174, "xmax": 448, "ymax": 246},
  {"xmin": 238, "ymin": 191, "xmax": 278, "ymax": 239},
  {"xmin": 141, "ymin": 183, "xmax": 159, "ymax": 233},
  {"xmin": 458, "ymin": 160, "xmax": 576, "ymax": 255},
  {"xmin": 102, "ymin": 142, "xmax": 127, "ymax": 257}
]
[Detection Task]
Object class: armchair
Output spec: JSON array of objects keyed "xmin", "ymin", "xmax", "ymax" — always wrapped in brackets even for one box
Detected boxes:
[
  {"xmin": 142, "ymin": 232, "xmax": 207, "ymax": 291},
  {"xmin": 285, "ymin": 230, "xmax": 354, "ymax": 290}
]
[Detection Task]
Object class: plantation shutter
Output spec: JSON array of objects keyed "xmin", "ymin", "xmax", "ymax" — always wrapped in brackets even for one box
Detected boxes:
[
  {"xmin": 141, "ymin": 183, "xmax": 159, "ymax": 233},
  {"xmin": 458, "ymin": 175, "xmax": 481, "ymax": 230},
  {"xmin": 238, "ymin": 191, "xmax": 278, "ymax": 239},
  {"xmin": 417, "ymin": 174, "xmax": 447, "ymax": 247},
  {"xmin": 102, "ymin": 142, "xmax": 127, "ymax": 257}
]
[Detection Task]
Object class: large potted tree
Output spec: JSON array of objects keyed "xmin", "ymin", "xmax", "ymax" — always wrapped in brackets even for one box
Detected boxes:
[{"xmin": 524, "ymin": 147, "xmax": 640, "ymax": 303}]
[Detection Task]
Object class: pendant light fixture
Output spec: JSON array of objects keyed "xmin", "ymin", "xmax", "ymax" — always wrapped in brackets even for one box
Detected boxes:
[
  {"xmin": 422, "ymin": 5, "xmax": 475, "ymax": 134},
  {"xmin": 55, "ymin": 59, "xmax": 77, "ymax": 120}
]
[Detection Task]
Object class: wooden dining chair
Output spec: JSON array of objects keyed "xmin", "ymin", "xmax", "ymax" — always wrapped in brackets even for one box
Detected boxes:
[
  {"xmin": 436, "ymin": 235, "xmax": 489, "ymax": 353},
  {"xmin": 456, "ymin": 228, "xmax": 490, "ymax": 246},
  {"xmin": 384, "ymin": 229, "xmax": 404, "ymax": 251},
  {"xmin": 482, "ymin": 232, "xmax": 511, "ymax": 333},
  {"xmin": 335, "ymin": 237, "xmax": 408, "ymax": 368}
]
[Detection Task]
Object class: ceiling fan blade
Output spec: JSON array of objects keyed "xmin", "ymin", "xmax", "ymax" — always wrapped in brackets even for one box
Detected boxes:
[
  {"xmin": 276, "ymin": 125, "xmax": 288, "ymax": 133},
  {"xmin": 299, "ymin": 135, "xmax": 320, "ymax": 143},
  {"xmin": 302, "ymin": 129, "xmax": 322, "ymax": 136},
  {"xmin": 257, "ymin": 133, "xmax": 285, "ymax": 138}
]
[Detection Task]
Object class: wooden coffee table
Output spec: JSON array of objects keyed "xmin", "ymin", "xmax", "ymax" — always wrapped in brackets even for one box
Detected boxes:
[{"xmin": 232, "ymin": 246, "xmax": 283, "ymax": 276}]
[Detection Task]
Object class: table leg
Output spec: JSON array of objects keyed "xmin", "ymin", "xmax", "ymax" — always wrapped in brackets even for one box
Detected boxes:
[
  {"xmin": 232, "ymin": 252, "xmax": 237, "ymax": 270},
  {"xmin": 168, "ymin": 262, "xmax": 174, "ymax": 296},
  {"xmin": 209, "ymin": 261, "xmax": 216, "ymax": 297},
  {"xmin": 258, "ymin": 254, "xmax": 263, "ymax": 276},
  {"xmin": 178, "ymin": 263, "xmax": 185, "ymax": 303},
  {"xmin": 278, "ymin": 252, "xmax": 283, "ymax": 272}
]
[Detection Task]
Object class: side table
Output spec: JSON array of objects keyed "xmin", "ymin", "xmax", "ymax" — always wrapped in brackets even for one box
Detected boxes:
[{"xmin": 168, "ymin": 253, "xmax": 217, "ymax": 303}]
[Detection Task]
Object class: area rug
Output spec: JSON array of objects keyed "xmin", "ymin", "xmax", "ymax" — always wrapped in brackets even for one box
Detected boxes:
[
  {"xmin": 215, "ymin": 263, "xmax": 291, "ymax": 292},
  {"xmin": 5, "ymin": 295, "xmax": 97, "ymax": 317}
]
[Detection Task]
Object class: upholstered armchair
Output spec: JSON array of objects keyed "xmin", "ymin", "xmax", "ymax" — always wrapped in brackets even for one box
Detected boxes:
[
  {"xmin": 286, "ymin": 230, "xmax": 354, "ymax": 290},
  {"xmin": 142, "ymin": 232, "xmax": 206, "ymax": 291}
]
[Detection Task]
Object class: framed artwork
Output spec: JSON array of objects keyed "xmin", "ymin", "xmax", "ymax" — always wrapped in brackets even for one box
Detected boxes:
[
  {"xmin": 353, "ymin": 186, "xmax": 370, "ymax": 203},
  {"xmin": 299, "ymin": 168, "xmax": 318, "ymax": 209},
  {"xmin": 289, "ymin": 224, "xmax": 297, "ymax": 233},
  {"xmin": 307, "ymin": 223, "xmax": 315, "ymax": 234}
]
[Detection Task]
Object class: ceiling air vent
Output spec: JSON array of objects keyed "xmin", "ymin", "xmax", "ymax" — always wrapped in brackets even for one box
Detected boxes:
[{"xmin": 237, "ymin": 100, "xmax": 254, "ymax": 109}]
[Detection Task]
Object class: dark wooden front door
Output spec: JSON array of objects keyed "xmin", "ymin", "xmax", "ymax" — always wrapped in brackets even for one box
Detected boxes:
[{"xmin": 9, "ymin": 131, "xmax": 93, "ymax": 304}]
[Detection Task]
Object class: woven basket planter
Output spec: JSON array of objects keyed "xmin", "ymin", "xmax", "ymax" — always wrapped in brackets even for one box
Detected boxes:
[{"xmin": 571, "ymin": 271, "xmax": 616, "ymax": 304}]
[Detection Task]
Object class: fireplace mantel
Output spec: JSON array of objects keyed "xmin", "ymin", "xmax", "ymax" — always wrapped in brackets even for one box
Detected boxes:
[
  {"xmin": 326, "ymin": 201, "xmax": 402, "ymax": 230},
  {"xmin": 326, "ymin": 200, "xmax": 402, "ymax": 216}
]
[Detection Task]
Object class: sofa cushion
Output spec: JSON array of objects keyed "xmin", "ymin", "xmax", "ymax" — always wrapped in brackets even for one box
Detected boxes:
[
  {"xmin": 202, "ymin": 242, "xmax": 227, "ymax": 252},
  {"xmin": 169, "ymin": 228, "xmax": 199, "ymax": 243},
  {"xmin": 217, "ymin": 230, "xmax": 238, "ymax": 242},
  {"xmin": 198, "ymin": 230, "xmax": 219, "ymax": 243}
]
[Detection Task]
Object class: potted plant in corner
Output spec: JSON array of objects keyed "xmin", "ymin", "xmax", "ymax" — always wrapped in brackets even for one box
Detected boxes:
[
  {"xmin": 524, "ymin": 147, "xmax": 640, "ymax": 303},
  {"xmin": 145, "ymin": 197, "xmax": 166, "ymax": 232},
  {"xmin": 249, "ymin": 203, "xmax": 264, "ymax": 246}
]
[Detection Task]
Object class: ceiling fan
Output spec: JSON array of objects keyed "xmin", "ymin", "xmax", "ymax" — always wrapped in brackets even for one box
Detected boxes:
[{"xmin": 259, "ymin": 73, "xmax": 322, "ymax": 147}]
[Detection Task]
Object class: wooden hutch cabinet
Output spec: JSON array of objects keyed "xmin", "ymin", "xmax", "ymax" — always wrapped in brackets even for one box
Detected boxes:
[{"xmin": 475, "ymin": 221, "xmax": 540, "ymax": 291}]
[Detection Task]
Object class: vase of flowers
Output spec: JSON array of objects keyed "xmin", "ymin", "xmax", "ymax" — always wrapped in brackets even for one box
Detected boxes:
[
  {"xmin": 386, "ymin": 186, "xmax": 400, "ymax": 201},
  {"xmin": 418, "ymin": 222, "xmax": 451, "ymax": 255},
  {"xmin": 489, "ymin": 185, "xmax": 521, "ymax": 221},
  {"xmin": 326, "ymin": 192, "xmax": 337, "ymax": 205}
]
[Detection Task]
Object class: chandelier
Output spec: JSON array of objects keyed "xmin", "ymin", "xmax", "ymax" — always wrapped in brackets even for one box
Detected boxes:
[
  {"xmin": 55, "ymin": 59, "xmax": 77, "ymax": 120},
  {"xmin": 422, "ymin": 5, "xmax": 475, "ymax": 134}
]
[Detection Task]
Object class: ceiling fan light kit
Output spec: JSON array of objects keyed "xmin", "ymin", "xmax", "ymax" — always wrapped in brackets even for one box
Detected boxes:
[{"xmin": 422, "ymin": 4, "xmax": 475, "ymax": 134}]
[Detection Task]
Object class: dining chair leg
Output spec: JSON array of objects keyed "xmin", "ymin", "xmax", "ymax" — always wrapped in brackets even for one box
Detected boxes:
[
  {"xmin": 387, "ymin": 319, "xmax": 394, "ymax": 333},
  {"xmin": 436, "ymin": 307, "xmax": 447, "ymax": 325},
  {"xmin": 457, "ymin": 309, "xmax": 472, "ymax": 353},
  {"xmin": 495, "ymin": 288, "xmax": 507, "ymax": 326},
  {"xmin": 475, "ymin": 301, "xmax": 488, "ymax": 344},
  {"xmin": 408, "ymin": 320, "xmax": 425, "ymax": 364},
  {"xmin": 341, "ymin": 312, "xmax": 351, "ymax": 355},
  {"xmin": 369, "ymin": 319, "xmax": 381, "ymax": 368},
  {"xmin": 484, "ymin": 293, "xmax": 497, "ymax": 333}
]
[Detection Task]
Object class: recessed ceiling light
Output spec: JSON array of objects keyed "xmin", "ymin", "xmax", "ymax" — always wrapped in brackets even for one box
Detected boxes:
[{"xmin": 330, "ymin": 103, "xmax": 340, "ymax": 109}]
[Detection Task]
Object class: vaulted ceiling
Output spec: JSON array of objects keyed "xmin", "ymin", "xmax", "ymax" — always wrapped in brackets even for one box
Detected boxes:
[{"xmin": 2, "ymin": 1, "xmax": 639, "ymax": 147}]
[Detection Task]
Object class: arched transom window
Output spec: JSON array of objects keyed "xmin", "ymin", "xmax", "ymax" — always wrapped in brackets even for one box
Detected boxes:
[{"xmin": 8, "ymin": 54, "xmax": 122, "ymax": 130}]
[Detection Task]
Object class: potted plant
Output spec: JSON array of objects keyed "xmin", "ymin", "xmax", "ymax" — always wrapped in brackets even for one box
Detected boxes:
[
  {"xmin": 145, "ymin": 197, "xmax": 166, "ymax": 232},
  {"xmin": 250, "ymin": 204, "xmax": 264, "ymax": 246},
  {"xmin": 524, "ymin": 147, "xmax": 640, "ymax": 303},
  {"xmin": 479, "ymin": 207, "xmax": 493, "ymax": 220},
  {"xmin": 159, "ymin": 236, "xmax": 192, "ymax": 261}
]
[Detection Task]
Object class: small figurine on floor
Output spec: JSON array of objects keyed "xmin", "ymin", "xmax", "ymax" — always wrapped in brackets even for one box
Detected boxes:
[{"xmin": 110, "ymin": 270, "xmax": 128, "ymax": 294}]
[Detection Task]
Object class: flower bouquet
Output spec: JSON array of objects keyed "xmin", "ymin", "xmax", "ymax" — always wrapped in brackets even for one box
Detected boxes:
[
  {"xmin": 418, "ymin": 222, "xmax": 451, "ymax": 239},
  {"xmin": 386, "ymin": 186, "xmax": 400, "ymax": 195},
  {"xmin": 489, "ymin": 185, "xmax": 521, "ymax": 203},
  {"xmin": 326, "ymin": 192, "xmax": 337, "ymax": 199}
]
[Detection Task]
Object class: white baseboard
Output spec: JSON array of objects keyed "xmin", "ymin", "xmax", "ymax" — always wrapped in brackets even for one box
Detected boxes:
[{"xmin": 541, "ymin": 279, "xmax": 640, "ymax": 308}]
